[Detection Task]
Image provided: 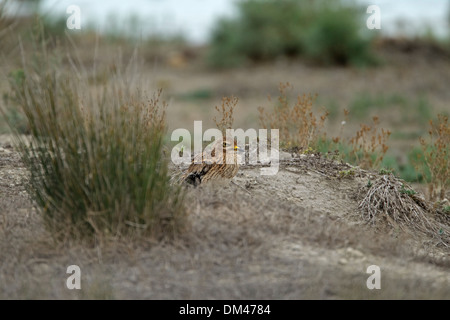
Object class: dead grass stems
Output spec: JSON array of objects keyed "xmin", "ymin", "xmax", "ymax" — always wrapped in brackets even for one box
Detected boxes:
[{"xmin": 358, "ymin": 173, "xmax": 450, "ymax": 247}]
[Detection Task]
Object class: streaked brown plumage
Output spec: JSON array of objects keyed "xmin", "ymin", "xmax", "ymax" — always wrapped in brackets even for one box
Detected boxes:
[{"xmin": 181, "ymin": 138, "xmax": 243, "ymax": 186}]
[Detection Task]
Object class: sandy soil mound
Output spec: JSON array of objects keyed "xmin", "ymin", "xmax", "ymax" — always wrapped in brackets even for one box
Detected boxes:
[{"xmin": 1, "ymin": 135, "xmax": 449, "ymax": 299}]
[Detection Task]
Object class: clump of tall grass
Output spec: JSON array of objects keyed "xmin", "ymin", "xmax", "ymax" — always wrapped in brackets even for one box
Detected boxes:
[{"xmin": 4, "ymin": 46, "xmax": 187, "ymax": 241}]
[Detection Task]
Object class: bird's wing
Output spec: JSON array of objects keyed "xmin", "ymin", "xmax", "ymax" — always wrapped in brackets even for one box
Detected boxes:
[{"xmin": 179, "ymin": 150, "xmax": 215, "ymax": 182}]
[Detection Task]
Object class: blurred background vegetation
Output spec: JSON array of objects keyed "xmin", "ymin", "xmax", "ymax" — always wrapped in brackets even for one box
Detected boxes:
[
  {"xmin": 208, "ymin": 0, "xmax": 378, "ymax": 68},
  {"xmin": 1, "ymin": 0, "xmax": 449, "ymax": 194}
]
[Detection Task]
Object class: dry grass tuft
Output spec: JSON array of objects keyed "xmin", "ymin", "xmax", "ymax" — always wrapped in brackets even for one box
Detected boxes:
[
  {"xmin": 418, "ymin": 113, "xmax": 449, "ymax": 201},
  {"xmin": 213, "ymin": 96, "xmax": 238, "ymax": 135},
  {"xmin": 258, "ymin": 82, "xmax": 328, "ymax": 150},
  {"xmin": 358, "ymin": 173, "xmax": 450, "ymax": 247},
  {"xmin": 333, "ymin": 115, "xmax": 391, "ymax": 170}
]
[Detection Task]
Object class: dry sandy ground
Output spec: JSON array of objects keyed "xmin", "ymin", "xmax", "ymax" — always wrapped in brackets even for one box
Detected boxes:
[{"xmin": 0, "ymin": 134, "xmax": 449, "ymax": 300}]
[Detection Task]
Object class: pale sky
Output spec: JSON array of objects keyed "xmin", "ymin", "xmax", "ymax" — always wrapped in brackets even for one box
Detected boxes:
[{"xmin": 6, "ymin": 0, "xmax": 450, "ymax": 43}]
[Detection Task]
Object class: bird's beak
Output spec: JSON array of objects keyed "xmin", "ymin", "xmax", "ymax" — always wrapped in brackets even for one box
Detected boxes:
[{"xmin": 235, "ymin": 146, "xmax": 244, "ymax": 153}]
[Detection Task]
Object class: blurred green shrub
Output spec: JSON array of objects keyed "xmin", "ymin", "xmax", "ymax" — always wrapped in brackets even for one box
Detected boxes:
[
  {"xmin": 208, "ymin": 0, "xmax": 377, "ymax": 68},
  {"xmin": 39, "ymin": 15, "xmax": 67, "ymax": 38},
  {"xmin": 301, "ymin": 5, "xmax": 376, "ymax": 66}
]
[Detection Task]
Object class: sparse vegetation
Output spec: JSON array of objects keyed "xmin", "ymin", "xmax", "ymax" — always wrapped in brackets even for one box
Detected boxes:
[
  {"xmin": 324, "ymin": 115, "xmax": 391, "ymax": 170},
  {"xmin": 259, "ymin": 86, "xmax": 397, "ymax": 173},
  {"xmin": 319, "ymin": 93, "xmax": 441, "ymax": 183}
]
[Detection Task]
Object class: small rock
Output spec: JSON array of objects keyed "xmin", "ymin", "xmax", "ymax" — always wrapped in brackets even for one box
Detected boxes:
[
  {"xmin": 338, "ymin": 258, "xmax": 348, "ymax": 265},
  {"xmin": 33, "ymin": 263, "xmax": 51, "ymax": 274},
  {"xmin": 0, "ymin": 147, "xmax": 11, "ymax": 154},
  {"xmin": 279, "ymin": 151, "xmax": 292, "ymax": 160},
  {"xmin": 128, "ymin": 267, "xmax": 139, "ymax": 283},
  {"xmin": 129, "ymin": 272, "xmax": 138, "ymax": 283},
  {"xmin": 346, "ymin": 247, "xmax": 364, "ymax": 258}
]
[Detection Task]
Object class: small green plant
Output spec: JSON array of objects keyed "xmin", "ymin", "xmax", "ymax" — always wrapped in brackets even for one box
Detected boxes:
[
  {"xmin": 379, "ymin": 168, "xmax": 393, "ymax": 175},
  {"xmin": 366, "ymin": 179, "xmax": 372, "ymax": 188},
  {"xmin": 303, "ymin": 146, "xmax": 315, "ymax": 154},
  {"xmin": 444, "ymin": 206, "xmax": 450, "ymax": 214},
  {"xmin": 338, "ymin": 168, "xmax": 355, "ymax": 179},
  {"xmin": 400, "ymin": 184, "xmax": 417, "ymax": 196}
]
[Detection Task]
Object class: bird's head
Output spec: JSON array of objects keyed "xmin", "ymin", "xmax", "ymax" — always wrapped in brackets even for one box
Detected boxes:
[{"xmin": 222, "ymin": 139, "xmax": 244, "ymax": 154}]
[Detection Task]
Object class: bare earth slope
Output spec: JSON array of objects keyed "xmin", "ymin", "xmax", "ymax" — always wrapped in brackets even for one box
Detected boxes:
[{"xmin": 0, "ymin": 136, "xmax": 449, "ymax": 299}]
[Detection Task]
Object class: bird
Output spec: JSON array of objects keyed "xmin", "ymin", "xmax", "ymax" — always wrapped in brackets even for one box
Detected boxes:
[{"xmin": 180, "ymin": 137, "xmax": 244, "ymax": 186}]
